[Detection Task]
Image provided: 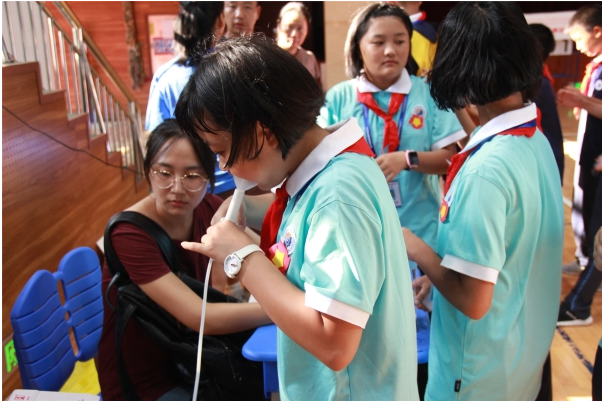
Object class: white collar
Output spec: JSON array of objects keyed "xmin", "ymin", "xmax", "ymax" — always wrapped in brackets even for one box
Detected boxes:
[
  {"xmin": 286, "ymin": 118, "xmax": 364, "ymax": 196},
  {"xmin": 462, "ymin": 103, "xmax": 537, "ymax": 153},
  {"xmin": 409, "ymin": 12, "xmax": 422, "ymax": 23},
  {"xmin": 356, "ymin": 69, "xmax": 412, "ymax": 94}
]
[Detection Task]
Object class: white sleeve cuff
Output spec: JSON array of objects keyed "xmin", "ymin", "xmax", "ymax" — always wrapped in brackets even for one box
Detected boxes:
[
  {"xmin": 441, "ymin": 254, "xmax": 499, "ymax": 284},
  {"xmin": 431, "ymin": 130, "xmax": 467, "ymax": 150},
  {"xmin": 304, "ymin": 284, "xmax": 370, "ymax": 328}
]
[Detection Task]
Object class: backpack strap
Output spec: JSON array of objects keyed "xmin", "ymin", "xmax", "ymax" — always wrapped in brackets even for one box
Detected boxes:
[
  {"xmin": 104, "ymin": 211, "xmax": 240, "ymax": 401},
  {"xmin": 104, "ymin": 211, "xmax": 183, "ymax": 401},
  {"xmin": 104, "ymin": 211, "xmax": 184, "ymax": 284}
]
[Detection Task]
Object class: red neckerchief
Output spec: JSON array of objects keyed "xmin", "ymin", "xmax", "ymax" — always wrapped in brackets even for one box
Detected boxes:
[
  {"xmin": 574, "ymin": 59, "xmax": 602, "ymax": 119},
  {"xmin": 357, "ymin": 89, "xmax": 405, "ymax": 153},
  {"xmin": 542, "ymin": 64, "xmax": 554, "ymax": 85},
  {"xmin": 259, "ymin": 137, "xmax": 375, "ymax": 255},
  {"xmin": 443, "ymin": 120, "xmax": 537, "ymax": 195}
]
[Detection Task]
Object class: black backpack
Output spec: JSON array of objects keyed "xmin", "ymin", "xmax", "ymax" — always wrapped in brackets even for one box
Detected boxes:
[{"xmin": 104, "ymin": 211, "xmax": 265, "ymax": 401}]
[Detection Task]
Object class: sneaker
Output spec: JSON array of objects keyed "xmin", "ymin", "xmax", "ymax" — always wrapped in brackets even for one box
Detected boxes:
[
  {"xmin": 557, "ymin": 304, "xmax": 593, "ymax": 326},
  {"xmin": 562, "ymin": 261, "xmax": 585, "ymax": 275}
]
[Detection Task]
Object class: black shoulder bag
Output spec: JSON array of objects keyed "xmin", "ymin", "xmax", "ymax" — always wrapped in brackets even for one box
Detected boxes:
[{"xmin": 104, "ymin": 211, "xmax": 265, "ymax": 401}]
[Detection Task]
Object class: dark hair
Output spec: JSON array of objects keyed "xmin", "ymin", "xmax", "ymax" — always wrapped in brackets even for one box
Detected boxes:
[
  {"xmin": 569, "ymin": 4, "xmax": 602, "ymax": 31},
  {"xmin": 144, "ymin": 119, "xmax": 216, "ymax": 190},
  {"xmin": 175, "ymin": 35, "xmax": 324, "ymax": 168},
  {"xmin": 428, "ymin": 2, "xmax": 542, "ymax": 110},
  {"xmin": 345, "ymin": 3, "xmax": 418, "ymax": 78},
  {"xmin": 174, "ymin": 1, "xmax": 223, "ymax": 64},
  {"xmin": 530, "ymin": 23, "xmax": 555, "ymax": 61}
]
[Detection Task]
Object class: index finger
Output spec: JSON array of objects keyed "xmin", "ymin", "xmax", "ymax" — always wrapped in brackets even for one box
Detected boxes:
[{"xmin": 181, "ymin": 241, "xmax": 206, "ymax": 254}]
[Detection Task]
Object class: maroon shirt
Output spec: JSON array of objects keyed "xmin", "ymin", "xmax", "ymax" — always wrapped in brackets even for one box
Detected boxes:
[{"xmin": 97, "ymin": 194, "xmax": 222, "ymax": 401}]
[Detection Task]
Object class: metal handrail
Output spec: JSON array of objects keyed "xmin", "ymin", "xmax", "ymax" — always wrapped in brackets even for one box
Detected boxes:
[
  {"xmin": 2, "ymin": 1, "xmax": 145, "ymax": 180},
  {"xmin": 53, "ymin": 1, "xmax": 139, "ymax": 106}
]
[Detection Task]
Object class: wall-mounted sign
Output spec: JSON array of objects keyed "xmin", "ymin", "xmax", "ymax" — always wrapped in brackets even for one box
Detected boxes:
[
  {"xmin": 148, "ymin": 15, "xmax": 178, "ymax": 74},
  {"xmin": 525, "ymin": 11, "xmax": 575, "ymax": 56}
]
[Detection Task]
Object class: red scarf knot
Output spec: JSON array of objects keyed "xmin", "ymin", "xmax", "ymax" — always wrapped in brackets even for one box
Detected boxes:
[{"xmin": 357, "ymin": 89, "xmax": 405, "ymax": 153}]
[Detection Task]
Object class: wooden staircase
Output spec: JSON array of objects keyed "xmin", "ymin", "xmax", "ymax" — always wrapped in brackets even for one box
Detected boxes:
[{"xmin": 2, "ymin": 61, "xmax": 148, "ymax": 399}]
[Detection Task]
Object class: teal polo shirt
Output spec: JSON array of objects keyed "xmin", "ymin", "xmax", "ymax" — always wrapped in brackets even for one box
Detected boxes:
[
  {"xmin": 318, "ymin": 70, "xmax": 465, "ymax": 249},
  {"xmin": 427, "ymin": 104, "xmax": 564, "ymax": 400},
  {"xmin": 276, "ymin": 118, "xmax": 419, "ymax": 401}
]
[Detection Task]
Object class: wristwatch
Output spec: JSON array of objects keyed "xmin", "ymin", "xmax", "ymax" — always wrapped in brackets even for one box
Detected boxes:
[
  {"xmin": 224, "ymin": 244, "xmax": 264, "ymax": 278},
  {"xmin": 405, "ymin": 150, "xmax": 419, "ymax": 170}
]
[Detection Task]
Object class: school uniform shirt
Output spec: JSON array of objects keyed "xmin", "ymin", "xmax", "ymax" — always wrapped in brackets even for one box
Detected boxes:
[
  {"xmin": 318, "ymin": 69, "xmax": 465, "ymax": 249},
  {"xmin": 274, "ymin": 118, "xmax": 419, "ymax": 401},
  {"xmin": 145, "ymin": 56, "xmax": 194, "ymax": 132},
  {"xmin": 427, "ymin": 103, "xmax": 564, "ymax": 401}
]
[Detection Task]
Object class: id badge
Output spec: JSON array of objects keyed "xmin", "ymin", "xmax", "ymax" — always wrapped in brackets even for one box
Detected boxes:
[{"xmin": 388, "ymin": 181, "xmax": 402, "ymax": 207}]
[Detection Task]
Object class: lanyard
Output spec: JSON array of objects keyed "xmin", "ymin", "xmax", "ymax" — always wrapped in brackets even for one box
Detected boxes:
[{"xmin": 361, "ymin": 94, "xmax": 409, "ymax": 155}]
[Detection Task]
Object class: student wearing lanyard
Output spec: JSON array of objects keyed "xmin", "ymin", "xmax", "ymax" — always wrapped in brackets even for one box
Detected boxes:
[
  {"xmin": 402, "ymin": 3, "xmax": 564, "ymax": 400},
  {"xmin": 318, "ymin": 3, "xmax": 465, "ymax": 255}
]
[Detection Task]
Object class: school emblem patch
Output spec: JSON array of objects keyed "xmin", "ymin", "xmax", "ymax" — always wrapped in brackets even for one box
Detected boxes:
[
  {"xmin": 409, "ymin": 105, "xmax": 426, "ymax": 129},
  {"xmin": 268, "ymin": 241, "xmax": 290, "ymax": 275},
  {"xmin": 283, "ymin": 226, "xmax": 297, "ymax": 255},
  {"xmin": 439, "ymin": 199, "xmax": 450, "ymax": 222}
]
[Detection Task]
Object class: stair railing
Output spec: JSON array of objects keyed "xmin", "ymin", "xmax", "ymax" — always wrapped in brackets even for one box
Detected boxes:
[{"xmin": 2, "ymin": 1, "xmax": 145, "ymax": 180}]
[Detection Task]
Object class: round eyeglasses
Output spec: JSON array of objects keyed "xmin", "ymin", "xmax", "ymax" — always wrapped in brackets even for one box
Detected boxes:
[{"xmin": 150, "ymin": 169, "xmax": 208, "ymax": 192}]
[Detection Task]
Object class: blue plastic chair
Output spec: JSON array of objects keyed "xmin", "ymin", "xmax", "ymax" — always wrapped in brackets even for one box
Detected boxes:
[{"xmin": 10, "ymin": 247, "xmax": 103, "ymax": 392}]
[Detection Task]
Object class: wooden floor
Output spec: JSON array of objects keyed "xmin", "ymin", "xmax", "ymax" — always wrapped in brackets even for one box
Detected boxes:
[{"xmin": 552, "ymin": 106, "xmax": 601, "ymax": 401}]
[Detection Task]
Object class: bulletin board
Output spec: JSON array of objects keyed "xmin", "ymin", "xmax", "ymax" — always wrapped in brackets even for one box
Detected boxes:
[
  {"xmin": 525, "ymin": 11, "xmax": 575, "ymax": 56},
  {"xmin": 148, "ymin": 14, "xmax": 178, "ymax": 74}
]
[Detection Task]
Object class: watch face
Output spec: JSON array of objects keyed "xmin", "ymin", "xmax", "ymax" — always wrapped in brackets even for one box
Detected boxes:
[
  {"xmin": 409, "ymin": 152, "xmax": 419, "ymax": 166},
  {"xmin": 224, "ymin": 254, "xmax": 242, "ymax": 277}
]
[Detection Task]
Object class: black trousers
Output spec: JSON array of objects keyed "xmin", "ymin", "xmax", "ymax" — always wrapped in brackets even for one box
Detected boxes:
[{"xmin": 563, "ymin": 175, "xmax": 602, "ymax": 318}]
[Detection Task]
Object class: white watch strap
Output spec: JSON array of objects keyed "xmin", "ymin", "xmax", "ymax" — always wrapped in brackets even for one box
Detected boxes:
[{"xmin": 234, "ymin": 244, "xmax": 264, "ymax": 260}]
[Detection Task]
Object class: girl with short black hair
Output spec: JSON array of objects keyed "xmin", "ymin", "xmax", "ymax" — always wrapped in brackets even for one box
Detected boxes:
[
  {"xmin": 402, "ymin": 2, "xmax": 564, "ymax": 399},
  {"xmin": 178, "ymin": 34, "xmax": 420, "ymax": 400}
]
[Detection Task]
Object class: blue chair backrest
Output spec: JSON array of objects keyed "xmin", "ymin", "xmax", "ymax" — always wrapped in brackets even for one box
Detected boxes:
[
  {"xmin": 56, "ymin": 247, "xmax": 103, "ymax": 361},
  {"xmin": 10, "ymin": 247, "xmax": 103, "ymax": 391}
]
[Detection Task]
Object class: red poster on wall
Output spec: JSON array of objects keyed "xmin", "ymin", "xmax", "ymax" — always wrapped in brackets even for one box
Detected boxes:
[{"xmin": 148, "ymin": 15, "xmax": 177, "ymax": 74}]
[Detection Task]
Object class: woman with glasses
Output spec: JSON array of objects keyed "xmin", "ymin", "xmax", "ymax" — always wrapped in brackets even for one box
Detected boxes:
[{"xmin": 97, "ymin": 119, "xmax": 271, "ymax": 401}]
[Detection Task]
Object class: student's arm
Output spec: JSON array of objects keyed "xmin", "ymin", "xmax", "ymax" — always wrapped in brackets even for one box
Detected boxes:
[
  {"xmin": 140, "ymin": 273, "xmax": 272, "ymax": 334},
  {"xmin": 375, "ymin": 143, "xmax": 457, "ymax": 181},
  {"xmin": 402, "ymin": 228, "xmax": 495, "ymax": 320},
  {"xmin": 557, "ymin": 86, "xmax": 602, "ymax": 118},
  {"xmin": 183, "ymin": 221, "xmax": 364, "ymax": 371}
]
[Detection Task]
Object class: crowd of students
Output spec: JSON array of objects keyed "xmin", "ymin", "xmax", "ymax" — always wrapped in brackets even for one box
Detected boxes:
[{"xmin": 98, "ymin": 2, "xmax": 602, "ymax": 400}]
